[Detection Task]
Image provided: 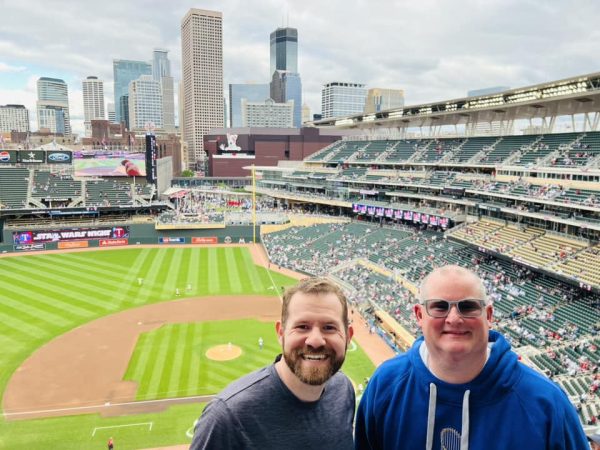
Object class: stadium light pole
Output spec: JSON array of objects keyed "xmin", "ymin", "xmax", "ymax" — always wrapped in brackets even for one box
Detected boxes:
[{"xmin": 252, "ymin": 164, "xmax": 256, "ymax": 244}]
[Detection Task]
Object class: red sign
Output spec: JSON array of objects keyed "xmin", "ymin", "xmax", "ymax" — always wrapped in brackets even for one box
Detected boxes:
[
  {"xmin": 99, "ymin": 238, "xmax": 129, "ymax": 247},
  {"xmin": 192, "ymin": 237, "xmax": 218, "ymax": 244}
]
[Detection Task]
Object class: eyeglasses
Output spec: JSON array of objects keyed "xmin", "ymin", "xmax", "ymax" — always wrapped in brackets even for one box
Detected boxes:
[{"xmin": 423, "ymin": 299, "xmax": 487, "ymax": 318}]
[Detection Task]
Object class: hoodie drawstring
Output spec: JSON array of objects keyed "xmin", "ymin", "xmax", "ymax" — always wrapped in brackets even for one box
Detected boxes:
[
  {"xmin": 425, "ymin": 384, "xmax": 471, "ymax": 450},
  {"xmin": 426, "ymin": 383, "xmax": 437, "ymax": 450},
  {"xmin": 461, "ymin": 390, "xmax": 470, "ymax": 450}
]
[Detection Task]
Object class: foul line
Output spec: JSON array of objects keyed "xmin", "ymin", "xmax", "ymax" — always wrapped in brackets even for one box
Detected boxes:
[
  {"xmin": 3, "ymin": 394, "xmax": 215, "ymax": 419},
  {"xmin": 92, "ymin": 422, "xmax": 153, "ymax": 436}
]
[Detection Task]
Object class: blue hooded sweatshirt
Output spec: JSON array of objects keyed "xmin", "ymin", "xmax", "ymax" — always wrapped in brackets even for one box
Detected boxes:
[{"xmin": 355, "ymin": 330, "xmax": 588, "ymax": 450}]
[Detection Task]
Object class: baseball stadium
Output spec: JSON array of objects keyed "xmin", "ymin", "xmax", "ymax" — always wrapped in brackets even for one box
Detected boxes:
[{"xmin": 2, "ymin": 72, "xmax": 600, "ymax": 448}]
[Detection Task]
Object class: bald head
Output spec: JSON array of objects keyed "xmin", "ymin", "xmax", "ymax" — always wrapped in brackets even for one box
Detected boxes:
[{"xmin": 419, "ymin": 265, "xmax": 488, "ymax": 304}]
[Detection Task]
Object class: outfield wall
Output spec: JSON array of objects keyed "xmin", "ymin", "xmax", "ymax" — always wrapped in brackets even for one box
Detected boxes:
[{"xmin": 1, "ymin": 224, "xmax": 259, "ymax": 253}]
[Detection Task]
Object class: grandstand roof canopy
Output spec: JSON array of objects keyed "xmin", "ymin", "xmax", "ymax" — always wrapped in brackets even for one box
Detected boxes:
[{"xmin": 311, "ymin": 71, "xmax": 600, "ymax": 130}]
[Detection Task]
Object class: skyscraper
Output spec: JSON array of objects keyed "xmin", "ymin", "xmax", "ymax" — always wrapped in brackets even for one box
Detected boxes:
[
  {"xmin": 270, "ymin": 71, "xmax": 302, "ymax": 127},
  {"xmin": 128, "ymin": 75, "xmax": 163, "ymax": 130},
  {"xmin": 181, "ymin": 8, "xmax": 223, "ymax": 170},
  {"xmin": 82, "ymin": 76, "xmax": 105, "ymax": 137},
  {"xmin": 321, "ymin": 82, "xmax": 367, "ymax": 119},
  {"xmin": 153, "ymin": 49, "xmax": 176, "ymax": 132},
  {"xmin": 270, "ymin": 27, "xmax": 298, "ymax": 75},
  {"xmin": 152, "ymin": 49, "xmax": 171, "ymax": 81},
  {"xmin": 37, "ymin": 77, "xmax": 71, "ymax": 135},
  {"xmin": 0, "ymin": 104, "xmax": 30, "ymax": 133},
  {"xmin": 229, "ymin": 83, "xmax": 270, "ymax": 127},
  {"xmin": 269, "ymin": 27, "xmax": 302, "ymax": 127},
  {"xmin": 113, "ymin": 59, "xmax": 151, "ymax": 124}
]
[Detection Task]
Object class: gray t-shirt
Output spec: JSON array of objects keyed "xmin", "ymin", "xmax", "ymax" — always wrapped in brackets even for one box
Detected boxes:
[{"xmin": 190, "ymin": 363, "xmax": 355, "ymax": 450}]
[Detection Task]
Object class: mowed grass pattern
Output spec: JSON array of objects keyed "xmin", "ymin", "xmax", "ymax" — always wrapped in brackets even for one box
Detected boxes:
[
  {"xmin": 125, "ymin": 319, "xmax": 376, "ymax": 401},
  {"xmin": 125, "ymin": 319, "xmax": 282, "ymax": 400},
  {"xmin": 0, "ymin": 247, "xmax": 294, "ymax": 408}
]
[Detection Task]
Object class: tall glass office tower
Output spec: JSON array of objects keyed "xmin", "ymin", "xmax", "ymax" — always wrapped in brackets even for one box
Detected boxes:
[
  {"xmin": 113, "ymin": 59, "xmax": 151, "ymax": 124},
  {"xmin": 270, "ymin": 27, "xmax": 298, "ymax": 76},
  {"xmin": 269, "ymin": 27, "xmax": 302, "ymax": 127}
]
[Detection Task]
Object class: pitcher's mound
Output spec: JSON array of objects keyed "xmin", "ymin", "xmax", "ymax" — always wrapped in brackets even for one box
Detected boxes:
[{"xmin": 206, "ymin": 344, "xmax": 242, "ymax": 361}]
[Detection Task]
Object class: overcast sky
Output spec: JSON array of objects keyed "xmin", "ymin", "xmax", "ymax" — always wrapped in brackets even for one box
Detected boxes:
[{"xmin": 1, "ymin": 0, "xmax": 600, "ymax": 136}]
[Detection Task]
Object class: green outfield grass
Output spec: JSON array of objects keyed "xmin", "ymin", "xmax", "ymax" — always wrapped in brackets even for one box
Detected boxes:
[
  {"xmin": 125, "ymin": 319, "xmax": 375, "ymax": 401},
  {"xmin": 0, "ymin": 246, "xmax": 377, "ymax": 449}
]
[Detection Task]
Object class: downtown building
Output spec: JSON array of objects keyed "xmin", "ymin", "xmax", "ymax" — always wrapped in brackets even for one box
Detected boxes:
[
  {"xmin": 0, "ymin": 104, "xmax": 30, "ymax": 133},
  {"xmin": 181, "ymin": 8, "xmax": 224, "ymax": 171},
  {"xmin": 153, "ymin": 49, "xmax": 176, "ymax": 132},
  {"xmin": 228, "ymin": 83, "xmax": 270, "ymax": 127},
  {"xmin": 37, "ymin": 77, "xmax": 72, "ymax": 135},
  {"xmin": 321, "ymin": 82, "xmax": 367, "ymax": 119},
  {"xmin": 82, "ymin": 76, "xmax": 106, "ymax": 137},
  {"xmin": 128, "ymin": 75, "xmax": 163, "ymax": 131},
  {"xmin": 269, "ymin": 27, "xmax": 302, "ymax": 128},
  {"xmin": 241, "ymin": 98, "xmax": 294, "ymax": 128},
  {"xmin": 113, "ymin": 59, "xmax": 151, "ymax": 125}
]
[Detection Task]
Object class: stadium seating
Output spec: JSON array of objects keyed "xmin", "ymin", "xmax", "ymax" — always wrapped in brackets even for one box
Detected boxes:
[{"xmin": 0, "ymin": 167, "xmax": 29, "ymax": 208}]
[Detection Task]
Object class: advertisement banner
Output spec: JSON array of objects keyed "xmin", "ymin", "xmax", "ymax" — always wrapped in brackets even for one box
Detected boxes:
[
  {"xmin": 0, "ymin": 150, "xmax": 18, "ymax": 164},
  {"xmin": 14, "ymin": 243, "xmax": 45, "ymax": 252},
  {"xmin": 159, "ymin": 237, "xmax": 186, "ymax": 244},
  {"xmin": 18, "ymin": 150, "xmax": 45, "ymax": 163},
  {"xmin": 191, "ymin": 237, "xmax": 218, "ymax": 244},
  {"xmin": 58, "ymin": 240, "xmax": 89, "ymax": 249},
  {"xmin": 99, "ymin": 238, "xmax": 129, "ymax": 247},
  {"xmin": 14, "ymin": 226, "xmax": 130, "ymax": 243},
  {"xmin": 46, "ymin": 151, "xmax": 73, "ymax": 164}
]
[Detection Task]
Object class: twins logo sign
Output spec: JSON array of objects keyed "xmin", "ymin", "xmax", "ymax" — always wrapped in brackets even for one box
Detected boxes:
[{"xmin": 111, "ymin": 227, "xmax": 129, "ymax": 239}]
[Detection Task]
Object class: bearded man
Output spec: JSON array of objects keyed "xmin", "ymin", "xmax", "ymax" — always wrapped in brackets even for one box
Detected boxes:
[{"xmin": 190, "ymin": 277, "xmax": 355, "ymax": 450}]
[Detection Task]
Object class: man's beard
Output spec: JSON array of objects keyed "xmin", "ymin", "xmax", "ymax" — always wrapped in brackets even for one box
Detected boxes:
[{"xmin": 282, "ymin": 343, "xmax": 346, "ymax": 386}]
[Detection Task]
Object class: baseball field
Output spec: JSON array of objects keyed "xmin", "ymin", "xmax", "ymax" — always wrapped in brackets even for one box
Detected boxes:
[{"xmin": 0, "ymin": 245, "xmax": 378, "ymax": 449}]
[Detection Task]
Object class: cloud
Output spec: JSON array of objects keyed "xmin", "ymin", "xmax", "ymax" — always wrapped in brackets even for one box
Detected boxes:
[
  {"xmin": 2, "ymin": 0, "xmax": 600, "ymax": 128},
  {"xmin": 0, "ymin": 62, "xmax": 26, "ymax": 73}
]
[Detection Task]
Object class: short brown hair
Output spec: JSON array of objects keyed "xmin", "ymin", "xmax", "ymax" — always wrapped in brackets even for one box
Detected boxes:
[{"xmin": 281, "ymin": 277, "xmax": 349, "ymax": 331}]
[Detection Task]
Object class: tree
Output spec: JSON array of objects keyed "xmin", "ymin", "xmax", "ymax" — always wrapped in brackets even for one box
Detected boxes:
[{"xmin": 181, "ymin": 169, "xmax": 195, "ymax": 177}]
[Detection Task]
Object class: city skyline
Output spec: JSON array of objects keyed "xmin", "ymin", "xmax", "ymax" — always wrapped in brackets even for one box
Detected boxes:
[{"xmin": 2, "ymin": 0, "xmax": 600, "ymax": 136}]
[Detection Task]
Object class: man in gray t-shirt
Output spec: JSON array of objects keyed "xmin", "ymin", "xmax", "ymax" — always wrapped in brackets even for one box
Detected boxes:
[{"xmin": 191, "ymin": 278, "xmax": 356, "ymax": 450}]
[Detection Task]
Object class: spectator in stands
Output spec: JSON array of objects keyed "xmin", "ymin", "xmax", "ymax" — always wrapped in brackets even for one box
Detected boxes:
[
  {"xmin": 191, "ymin": 278, "xmax": 355, "ymax": 450},
  {"xmin": 355, "ymin": 265, "xmax": 587, "ymax": 450}
]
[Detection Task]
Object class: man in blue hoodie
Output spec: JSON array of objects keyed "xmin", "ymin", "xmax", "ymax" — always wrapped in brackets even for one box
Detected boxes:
[{"xmin": 355, "ymin": 265, "xmax": 588, "ymax": 450}]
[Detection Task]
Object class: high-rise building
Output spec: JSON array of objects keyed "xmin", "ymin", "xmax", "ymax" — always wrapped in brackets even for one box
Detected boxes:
[
  {"xmin": 301, "ymin": 103, "xmax": 311, "ymax": 124},
  {"xmin": 128, "ymin": 75, "xmax": 163, "ymax": 130},
  {"xmin": 270, "ymin": 27, "xmax": 298, "ymax": 76},
  {"xmin": 152, "ymin": 48, "xmax": 171, "ymax": 81},
  {"xmin": 0, "ymin": 104, "xmax": 30, "ymax": 133},
  {"xmin": 228, "ymin": 83, "xmax": 270, "ymax": 128},
  {"xmin": 364, "ymin": 88, "xmax": 405, "ymax": 113},
  {"xmin": 271, "ymin": 71, "xmax": 302, "ymax": 127},
  {"xmin": 113, "ymin": 59, "xmax": 151, "ymax": 124},
  {"xmin": 269, "ymin": 27, "xmax": 302, "ymax": 128},
  {"xmin": 82, "ymin": 76, "xmax": 105, "ymax": 137},
  {"xmin": 107, "ymin": 103, "xmax": 116, "ymax": 123},
  {"xmin": 321, "ymin": 82, "xmax": 367, "ymax": 119},
  {"xmin": 36, "ymin": 77, "xmax": 71, "ymax": 135},
  {"xmin": 181, "ymin": 8, "xmax": 224, "ymax": 170},
  {"xmin": 153, "ymin": 49, "xmax": 176, "ymax": 132},
  {"xmin": 241, "ymin": 98, "xmax": 294, "ymax": 128}
]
